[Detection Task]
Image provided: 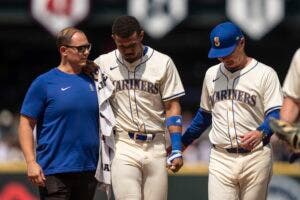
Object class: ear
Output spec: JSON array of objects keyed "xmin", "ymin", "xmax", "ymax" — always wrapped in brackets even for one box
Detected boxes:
[
  {"xmin": 60, "ymin": 46, "xmax": 68, "ymax": 56},
  {"xmin": 239, "ymin": 37, "xmax": 245, "ymax": 48},
  {"xmin": 139, "ymin": 31, "xmax": 144, "ymax": 41}
]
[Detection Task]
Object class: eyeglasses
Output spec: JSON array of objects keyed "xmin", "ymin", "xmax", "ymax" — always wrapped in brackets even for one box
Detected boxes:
[{"xmin": 65, "ymin": 43, "xmax": 92, "ymax": 53}]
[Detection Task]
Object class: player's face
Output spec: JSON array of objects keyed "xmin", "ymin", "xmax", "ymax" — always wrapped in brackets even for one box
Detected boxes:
[
  {"xmin": 112, "ymin": 31, "xmax": 144, "ymax": 63},
  {"xmin": 63, "ymin": 32, "xmax": 91, "ymax": 67},
  {"xmin": 218, "ymin": 39, "xmax": 245, "ymax": 69}
]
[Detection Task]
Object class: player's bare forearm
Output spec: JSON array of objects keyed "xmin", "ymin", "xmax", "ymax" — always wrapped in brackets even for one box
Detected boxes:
[
  {"xmin": 18, "ymin": 115, "xmax": 37, "ymax": 164},
  {"xmin": 18, "ymin": 115, "xmax": 46, "ymax": 186},
  {"xmin": 164, "ymin": 98, "xmax": 184, "ymax": 172},
  {"xmin": 164, "ymin": 98, "xmax": 182, "ymax": 133},
  {"xmin": 280, "ymin": 96, "xmax": 300, "ymax": 123}
]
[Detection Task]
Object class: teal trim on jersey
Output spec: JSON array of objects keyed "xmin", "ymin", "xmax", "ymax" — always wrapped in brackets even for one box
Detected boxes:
[
  {"xmin": 162, "ymin": 92, "xmax": 186, "ymax": 101},
  {"xmin": 265, "ymin": 106, "xmax": 281, "ymax": 116}
]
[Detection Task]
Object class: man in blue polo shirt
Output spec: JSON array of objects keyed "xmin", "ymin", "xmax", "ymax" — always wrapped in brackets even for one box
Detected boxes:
[{"xmin": 18, "ymin": 27, "xmax": 99, "ymax": 200}]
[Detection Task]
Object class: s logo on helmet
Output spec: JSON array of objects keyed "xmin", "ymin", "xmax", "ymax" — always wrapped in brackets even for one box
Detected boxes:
[{"xmin": 214, "ymin": 37, "xmax": 221, "ymax": 47}]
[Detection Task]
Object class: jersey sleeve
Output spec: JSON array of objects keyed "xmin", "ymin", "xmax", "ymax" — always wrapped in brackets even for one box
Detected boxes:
[
  {"xmin": 161, "ymin": 58, "xmax": 185, "ymax": 101},
  {"xmin": 282, "ymin": 49, "xmax": 300, "ymax": 100},
  {"xmin": 200, "ymin": 72, "xmax": 212, "ymax": 112},
  {"xmin": 20, "ymin": 77, "xmax": 46, "ymax": 119},
  {"xmin": 262, "ymin": 68, "xmax": 283, "ymax": 115}
]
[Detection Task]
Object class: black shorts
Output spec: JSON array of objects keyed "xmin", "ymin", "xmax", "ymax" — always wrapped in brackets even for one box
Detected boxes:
[{"xmin": 39, "ymin": 171, "xmax": 97, "ymax": 200}]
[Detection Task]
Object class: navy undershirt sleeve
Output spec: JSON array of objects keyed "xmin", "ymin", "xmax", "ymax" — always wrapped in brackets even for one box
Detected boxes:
[
  {"xmin": 257, "ymin": 109, "xmax": 280, "ymax": 137},
  {"xmin": 181, "ymin": 108, "xmax": 212, "ymax": 146}
]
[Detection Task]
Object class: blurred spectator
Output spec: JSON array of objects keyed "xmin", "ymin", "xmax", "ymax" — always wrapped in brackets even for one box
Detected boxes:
[
  {"xmin": 0, "ymin": 109, "xmax": 14, "ymax": 139},
  {"xmin": 270, "ymin": 135, "xmax": 290, "ymax": 161},
  {"xmin": 182, "ymin": 111, "xmax": 211, "ymax": 163},
  {"xmin": 0, "ymin": 109, "xmax": 23, "ymax": 162},
  {"xmin": 0, "ymin": 139, "xmax": 24, "ymax": 162},
  {"xmin": 183, "ymin": 127, "xmax": 211, "ymax": 163}
]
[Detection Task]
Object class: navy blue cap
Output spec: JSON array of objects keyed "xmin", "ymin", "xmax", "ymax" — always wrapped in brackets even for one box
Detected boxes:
[{"xmin": 208, "ymin": 21, "xmax": 243, "ymax": 58}]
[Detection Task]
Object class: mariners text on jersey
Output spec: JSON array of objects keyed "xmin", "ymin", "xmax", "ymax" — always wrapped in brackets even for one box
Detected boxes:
[
  {"xmin": 113, "ymin": 79, "xmax": 159, "ymax": 94},
  {"xmin": 209, "ymin": 89, "xmax": 256, "ymax": 106}
]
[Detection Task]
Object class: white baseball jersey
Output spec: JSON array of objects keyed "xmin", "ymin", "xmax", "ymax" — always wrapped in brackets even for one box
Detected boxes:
[
  {"xmin": 201, "ymin": 58, "xmax": 283, "ymax": 148},
  {"xmin": 94, "ymin": 46, "xmax": 185, "ymax": 134},
  {"xmin": 282, "ymin": 48, "xmax": 300, "ymax": 100}
]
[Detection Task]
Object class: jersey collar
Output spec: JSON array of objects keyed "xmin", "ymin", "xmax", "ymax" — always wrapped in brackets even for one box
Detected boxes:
[
  {"xmin": 115, "ymin": 46, "xmax": 154, "ymax": 71},
  {"xmin": 220, "ymin": 58, "xmax": 258, "ymax": 79}
]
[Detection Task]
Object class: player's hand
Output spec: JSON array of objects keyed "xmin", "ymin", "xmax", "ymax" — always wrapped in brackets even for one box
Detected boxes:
[
  {"xmin": 27, "ymin": 161, "xmax": 46, "ymax": 187},
  {"xmin": 82, "ymin": 60, "xmax": 99, "ymax": 80},
  {"xmin": 240, "ymin": 130, "xmax": 262, "ymax": 151},
  {"xmin": 167, "ymin": 157, "xmax": 183, "ymax": 173},
  {"xmin": 166, "ymin": 150, "xmax": 183, "ymax": 173}
]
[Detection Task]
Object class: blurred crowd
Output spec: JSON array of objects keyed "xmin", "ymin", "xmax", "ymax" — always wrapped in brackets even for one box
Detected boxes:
[
  {"xmin": 0, "ymin": 109, "xmax": 23, "ymax": 162},
  {"xmin": 0, "ymin": 109, "xmax": 293, "ymax": 163}
]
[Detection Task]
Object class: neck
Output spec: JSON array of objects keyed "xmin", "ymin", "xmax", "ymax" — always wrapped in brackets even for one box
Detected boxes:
[
  {"xmin": 58, "ymin": 62, "xmax": 82, "ymax": 74},
  {"xmin": 124, "ymin": 45, "xmax": 144, "ymax": 64},
  {"xmin": 240, "ymin": 55, "xmax": 251, "ymax": 67},
  {"xmin": 225, "ymin": 55, "xmax": 251, "ymax": 72}
]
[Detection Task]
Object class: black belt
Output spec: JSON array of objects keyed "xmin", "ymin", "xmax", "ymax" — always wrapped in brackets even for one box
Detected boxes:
[
  {"xmin": 128, "ymin": 132, "xmax": 155, "ymax": 142},
  {"xmin": 212, "ymin": 144, "xmax": 251, "ymax": 154}
]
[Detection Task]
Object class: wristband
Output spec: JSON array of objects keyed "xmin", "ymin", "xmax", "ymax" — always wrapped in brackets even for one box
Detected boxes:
[
  {"xmin": 166, "ymin": 115, "xmax": 182, "ymax": 128},
  {"xmin": 170, "ymin": 132, "xmax": 182, "ymax": 151},
  {"xmin": 167, "ymin": 150, "xmax": 182, "ymax": 165}
]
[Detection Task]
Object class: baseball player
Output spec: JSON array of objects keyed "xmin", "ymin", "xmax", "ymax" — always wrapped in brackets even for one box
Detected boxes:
[
  {"xmin": 94, "ymin": 15, "xmax": 185, "ymax": 200},
  {"xmin": 269, "ymin": 48, "xmax": 300, "ymax": 160},
  {"xmin": 278, "ymin": 48, "xmax": 300, "ymax": 124},
  {"xmin": 181, "ymin": 22, "xmax": 283, "ymax": 200}
]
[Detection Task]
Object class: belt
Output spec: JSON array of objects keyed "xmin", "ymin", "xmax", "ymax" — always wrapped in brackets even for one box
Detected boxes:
[
  {"xmin": 128, "ymin": 132, "xmax": 156, "ymax": 142},
  {"xmin": 212, "ymin": 144, "xmax": 251, "ymax": 154}
]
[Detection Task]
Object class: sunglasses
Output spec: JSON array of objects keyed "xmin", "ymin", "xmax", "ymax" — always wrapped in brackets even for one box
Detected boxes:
[{"xmin": 65, "ymin": 43, "xmax": 92, "ymax": 53}]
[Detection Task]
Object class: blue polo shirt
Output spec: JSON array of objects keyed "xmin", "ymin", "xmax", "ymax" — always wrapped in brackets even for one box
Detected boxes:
[{"xmin": 21, "ymin": 68, "xmax": 99, "ymax": 175}]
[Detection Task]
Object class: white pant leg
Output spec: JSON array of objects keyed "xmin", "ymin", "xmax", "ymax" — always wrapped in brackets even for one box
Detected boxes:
[
  {"xmin": 208, "ymin": 145, "xmax": 273, "ymax": 200},
  {"xmin": 239, "ymin": 145, "xmax": 273, "ymax": 200},
  {"xmin": 143, "ymin": 138, "xmax": 168, "ymax": 200},
  {"xmin": 111, "ymin": 140, "xmax": 143, "ymax": 200},
  {"xmin": 208, "ymin": 147, "xmax": 240, "ymax": 200},
  {"xmin": 112, "ymin": 134, "xmax": 167, "ymax": 200}
]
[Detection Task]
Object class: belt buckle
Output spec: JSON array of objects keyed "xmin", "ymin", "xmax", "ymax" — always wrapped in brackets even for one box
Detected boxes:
[
  {"xmin": 129, "ymin": 132, "xmax": 154, "ymax": 142},
  {"xmin": 146, "ymin": 134, "xmax": 153, "ymax": 142},
  {"xmin": 133, "ymin": 132, "xmax": 138, "ymax": 141}
]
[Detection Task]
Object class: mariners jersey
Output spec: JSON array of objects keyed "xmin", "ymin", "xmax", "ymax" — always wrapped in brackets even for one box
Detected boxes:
[
  {"xmin": 94, "ymin": 46, "xmax": 185, "ymax": 134},
  {"xmin": 282, "ymin": 48, "xmax": 300, "ymax": 100},
  {"xmin": 201, "ymin": 58, "xmax": 283, "ymax": 148}
]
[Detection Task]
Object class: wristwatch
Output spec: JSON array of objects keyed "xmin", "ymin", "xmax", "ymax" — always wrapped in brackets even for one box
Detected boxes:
[{"xmin": 260, "ymin": 131, "xmax": 269, "ymax": 145}]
